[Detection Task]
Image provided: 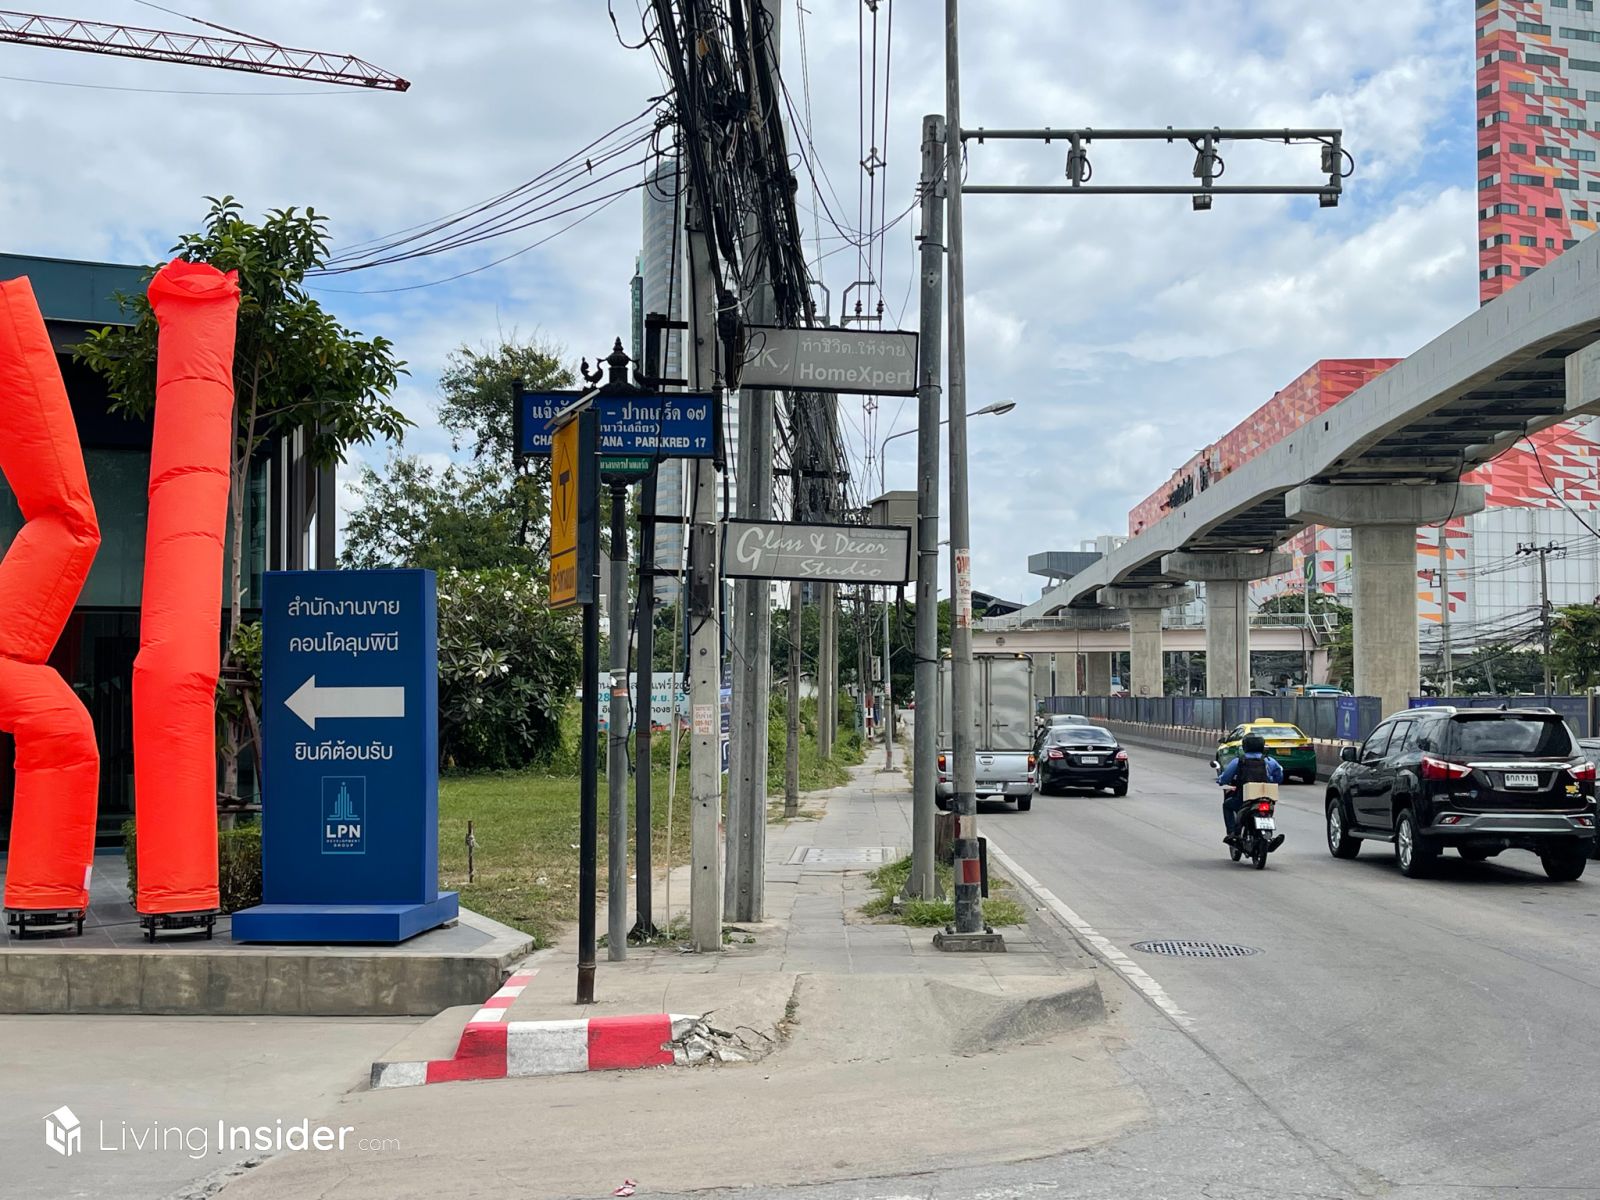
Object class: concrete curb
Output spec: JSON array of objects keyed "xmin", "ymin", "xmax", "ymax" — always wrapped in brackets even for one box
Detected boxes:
[{"xmin": 370, "ymin": 971, "xmax": 707, "ymax": 1088}]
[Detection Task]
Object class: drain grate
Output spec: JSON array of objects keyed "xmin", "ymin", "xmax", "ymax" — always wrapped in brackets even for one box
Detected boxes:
[
  {"xmin": 1131, "ymin": 939, "xmax": 1260, "ymax": 958},
  {"xmin": 785, "ymin": 846, "xmax": 897, "ymax": 866}
]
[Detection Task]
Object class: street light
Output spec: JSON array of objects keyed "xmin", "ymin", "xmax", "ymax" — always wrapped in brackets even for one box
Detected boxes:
[{"xmin": 878, "ymin": 400, "xmax": 1017, "ymax": 492}]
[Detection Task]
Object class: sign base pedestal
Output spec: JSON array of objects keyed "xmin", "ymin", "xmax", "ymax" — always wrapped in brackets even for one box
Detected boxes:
[{"xmin": 231, "ymin": 892, "xmax": 459, "ymax": 944}]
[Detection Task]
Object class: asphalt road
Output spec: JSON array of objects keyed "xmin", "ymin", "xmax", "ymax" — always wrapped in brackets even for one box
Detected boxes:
[
  {"xmin": 655, "ymin": 741, "xmax": 1600, "ymax": 1200},
  {"xmin": 989, "ymin": 741, "xmax": 1600, "ymax": 1194}
]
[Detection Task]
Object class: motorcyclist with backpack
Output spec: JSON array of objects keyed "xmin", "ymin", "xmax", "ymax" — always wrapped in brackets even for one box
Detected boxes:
[{"xmin": 1217, "ymin": 732, "xmax": 1286, "ymax": 849}]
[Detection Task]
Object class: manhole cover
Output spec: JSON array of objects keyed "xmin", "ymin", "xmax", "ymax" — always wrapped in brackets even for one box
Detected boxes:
[
  {"xmin": 1131, "ymin": 940, "xmax": 1260, "ymax": 958},
  {"xmin": 785, "ymin": 847, "xmax": 897, "ymax": 866}
]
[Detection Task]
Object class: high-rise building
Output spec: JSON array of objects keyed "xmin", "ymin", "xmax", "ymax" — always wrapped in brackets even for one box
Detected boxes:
[{"xmin": 1475, "ymin": 0, "xmax": 1600, "ymax": 302}]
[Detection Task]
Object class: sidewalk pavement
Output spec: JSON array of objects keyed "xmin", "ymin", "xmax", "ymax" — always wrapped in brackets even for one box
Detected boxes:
[{"xmin": 371, "ymin": 739, "xmax": 1101, "ymax": 1086}]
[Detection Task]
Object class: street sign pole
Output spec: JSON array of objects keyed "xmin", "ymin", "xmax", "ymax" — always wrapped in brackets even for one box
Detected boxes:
[
  {"xmin": 607, "ymin": 480, "xmax": 630, "ymax": 962},
  {"xmin": 562, "ymin": 404, "xmax": 602, "ymax": 1003},
  {"xmin": 632, "ymin": 462, "xmax": 659, "ymax": 942}
]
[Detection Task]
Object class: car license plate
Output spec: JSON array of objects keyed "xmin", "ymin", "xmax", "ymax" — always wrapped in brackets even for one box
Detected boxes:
[
  {"xmin": 1506, "ymin": 773, "xmax": 1539, "ymax": 789},
  {"xmin": 1256, "ymin": 818, "xmax": 1276, "ymax": 831},
  {"xmin": 1080, "ymin": 755, "xmax": 1100, "ymax": 765}
]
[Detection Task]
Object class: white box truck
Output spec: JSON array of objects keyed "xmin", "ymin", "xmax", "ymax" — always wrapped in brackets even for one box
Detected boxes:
[{"xmin": 936, "ymin": 653, "xmax": 1036, "ymax": 812}]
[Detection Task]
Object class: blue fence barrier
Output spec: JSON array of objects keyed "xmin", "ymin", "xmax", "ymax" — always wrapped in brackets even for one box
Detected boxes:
[
  {"xmin": 1043, "ymin": 693, "xmax": 1596, "ymax": 740},
  {"xmin": 1408, "ymin": 695, "xmax": 1593, "ymax": 737}
]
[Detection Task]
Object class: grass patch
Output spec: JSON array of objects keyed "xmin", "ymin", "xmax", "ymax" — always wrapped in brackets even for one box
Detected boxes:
[
  {"xmin": 858, "ymin": 854, "xmax": 1026, "ymax": 928},
  {"xmin": 439, "ymin": 701, "xmax": 864, "ymax": 945}
]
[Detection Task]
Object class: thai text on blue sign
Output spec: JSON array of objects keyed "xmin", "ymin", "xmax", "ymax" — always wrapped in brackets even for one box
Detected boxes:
[
  {"xmin": 518, "ymin": 391, "xmax": 716, "ymax": 459},
  {"xmin": 259, "ymin": 570, "xmax": 442, "ymax": 907}
]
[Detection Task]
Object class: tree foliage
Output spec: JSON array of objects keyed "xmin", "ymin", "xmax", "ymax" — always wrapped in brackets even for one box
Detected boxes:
[
  {"xmin": 341, "ymin": 454, "xmax": 538, "ymax": 572},
  {"xmin": 343, "ymin": 339, "xmax": 575, "ymax": 574},
  {"xmin": 438, "ymin": 568, "xmax": 582, "ymax": 770},
  {"xmin": 1453, "ymin": 643, "xmax": 1548, "ymax": 696},
  {"xmin": 1552, "ymin": 604, "xmax": 1600, "ymax": 691}
]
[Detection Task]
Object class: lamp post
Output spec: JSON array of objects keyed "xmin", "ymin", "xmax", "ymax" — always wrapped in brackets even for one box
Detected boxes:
[
  {"xmin": 877, "ymin": 400, "xmax": 1017, "ymax": 493},
  {"xmin": 873, "ymin": 400, "xmax": 1017, "ymax": 809}
]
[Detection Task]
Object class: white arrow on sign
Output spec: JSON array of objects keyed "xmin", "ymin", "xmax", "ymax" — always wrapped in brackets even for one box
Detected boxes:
[{"xmin": 285, "ymin": 675, "xmax": 405, "ymax": 730}]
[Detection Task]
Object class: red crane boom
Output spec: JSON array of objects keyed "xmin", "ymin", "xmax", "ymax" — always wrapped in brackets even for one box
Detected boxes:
[{"xmin": 0, "ymin": 8, "xmax": 409, "ymax": 90}]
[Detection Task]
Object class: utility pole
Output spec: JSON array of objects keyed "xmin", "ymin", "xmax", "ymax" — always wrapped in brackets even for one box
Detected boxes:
[
  {"xmin": 632, "ymin": 463, "xmax": 658, "ymax": 940},
  {"xmin": 1436, "ymin": 526, "xmax": 1453, "ymax": 698},
  {"xmin": 937, "ymin": 0, "xmax": 995, "ymax": 948},
  {"xmin": 1520, "ymin": 540, "xmax": 1565, "ymax": 694},
  {"xmin": 725, "ymin": 0, "xmax": 779, "ymax": 925},
  {"xmin": 908, "ymin": 113, "xmax": 945, "ymax": 901},
  {"xmin": 785, "ymin": 580, "xmax": 801, "ymax": 818},
  {"xmin": 607, "ymin": 479, "xmax": 629, "ymax": 961},
  {"xmin": 818, "ymin": 584, "xmax": 835, "ymax": 756},
  {"xmin": 880, "ymin": 590, "xmax": 894, "ymax": 769},
  {"xmin": 685, "ymin": 184, "xmax": 724, "ymax": 953}
]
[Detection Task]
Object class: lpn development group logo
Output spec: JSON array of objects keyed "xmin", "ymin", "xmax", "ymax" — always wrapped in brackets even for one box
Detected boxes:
[
  {"xmin": 322, "ymin": 777, "xmax": 366, "ymax": 854},
  {"xmin": 45, "ymin": 1106, "xmax": 80, "ymax": 1156}
]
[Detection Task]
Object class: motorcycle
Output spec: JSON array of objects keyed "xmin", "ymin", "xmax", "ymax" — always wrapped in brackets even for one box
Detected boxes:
[{"xmin": 1212, "ymin": 761, "xmax": 1283, "ymax": 870}]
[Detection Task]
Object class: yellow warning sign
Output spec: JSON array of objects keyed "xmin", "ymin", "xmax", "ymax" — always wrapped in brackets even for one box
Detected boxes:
[{"xmin": 550, "ymin": 417, "xmax": 579, "ymax": 610}]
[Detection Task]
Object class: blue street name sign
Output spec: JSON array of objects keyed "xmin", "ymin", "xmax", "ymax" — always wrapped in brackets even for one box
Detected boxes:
[
  {"xmin": 517, "ymin": 390, "xmax": 716, "ymax": 460},
  {"xmin": 231, "ymin": 568, "xmax": 457, "ymax": 944}
]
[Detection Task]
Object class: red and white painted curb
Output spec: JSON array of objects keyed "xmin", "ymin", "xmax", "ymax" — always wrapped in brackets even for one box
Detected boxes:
[{"xmin": 371, "ymin": 970, "xmax": 704, "ymax": 1088}]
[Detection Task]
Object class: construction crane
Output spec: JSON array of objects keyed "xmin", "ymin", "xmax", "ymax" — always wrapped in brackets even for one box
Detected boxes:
[{"xmin": 0, "ymin": 8, "xmax": 409, "ymax": 90}]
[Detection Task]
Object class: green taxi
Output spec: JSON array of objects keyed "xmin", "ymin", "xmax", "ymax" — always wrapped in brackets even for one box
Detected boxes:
[{"xmin": 1216, "ymin": 718, "xmax": 1318, "ymax": 784}]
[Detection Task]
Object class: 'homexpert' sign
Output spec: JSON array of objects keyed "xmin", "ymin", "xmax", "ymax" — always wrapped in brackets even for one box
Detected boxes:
[
  {"xmin": 723, "ymin": 519, "xmax": 912, "ymax": 584},
  {"xmin": 740, "ymin": 327, "xmax": 917, "ymax": 395},
  {"xmin": 232, "ymin": 568, "xmax": 457, "ymax": 944}
]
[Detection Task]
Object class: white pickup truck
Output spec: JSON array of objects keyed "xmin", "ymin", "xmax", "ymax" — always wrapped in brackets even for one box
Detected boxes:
[{"xmin": 935, "ymin": 653, "xmax": 1037, "ymax": 812}]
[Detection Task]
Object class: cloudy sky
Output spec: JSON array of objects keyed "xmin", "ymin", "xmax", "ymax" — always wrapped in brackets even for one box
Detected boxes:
[{"xmin": 0, "ymin": 1, "xmax": 1477, "ymax": 600}]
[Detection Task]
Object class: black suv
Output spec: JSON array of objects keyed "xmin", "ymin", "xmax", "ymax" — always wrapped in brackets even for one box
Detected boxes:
[{"xmin": 1325, "ymin": 706, "xmax": 1597, "ymax": 881}]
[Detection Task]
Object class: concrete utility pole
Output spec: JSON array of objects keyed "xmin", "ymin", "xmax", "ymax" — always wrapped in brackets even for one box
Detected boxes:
[
  {"xmin": 686, "ymin": 184, "xmax": 724, "ymax": 953},
  {"xmin": 938, "ymin": 0, "xmax": 995, "ymax": 947},
  {"xmin": 880, "ymin": 592, "xmax": 894, "ymax": 770},
  {"xmin": 725, "ymin": 0, "xmax": 779, "ymax": 924},
  {"xmin": 817, "ymin": 584, "xmax": 835, "ymax": 757},
  {"xmin": 785, "ymin": 581, "xmax": 801, "ymax": 818},
  {"xmin": 1519, "ymin": 540, "xmax": 1565, "ymax": 694},
  {"xmin": 633, "ymin": 463, "xmax": 658, "ymax": 940},
  {"xmin": 908, "ymin": 112, "xmax": 945, "ymax": 901},
  {"xmin": 1436, "ymin": 526, "xmax": 1453, "ymax": 698},
  {"xmin": 607, "ymin": 483, "xmax": 629, "ymax": 961}
]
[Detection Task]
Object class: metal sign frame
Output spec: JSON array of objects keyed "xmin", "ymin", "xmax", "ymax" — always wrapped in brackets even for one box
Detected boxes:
[
  {"xmin": 740, "ymin": 325, "xmax": 919, "ymax": 395},
  {"xmin": 514, "ymin": 385, "xmax": 718, "ymax": 463},
  {"xmin": 721, "ymin": 518, "xmax": 913, "ymax": 584}
]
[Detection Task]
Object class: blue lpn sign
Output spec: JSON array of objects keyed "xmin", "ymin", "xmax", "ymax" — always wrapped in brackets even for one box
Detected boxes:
[{"xmin": 231, "ymin": 569, "xmax": 458, "ymax": 944}]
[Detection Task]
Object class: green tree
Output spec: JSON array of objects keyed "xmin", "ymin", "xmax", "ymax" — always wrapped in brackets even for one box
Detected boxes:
[
  {"xmin": 438, "ymin": 339, "xmax": 574, "ymax": 553},
  {"xmin": 1552, "ymin": 604, "xmax": 1600, "ymax": 690},
  {"xmin": 76, "ymin": 196, "xmax": 409, "ymax": 804},
  {"xmin": 1454, "ymin": 643, "xmax": 1547, "ymax": 696},
  {"xmin": 437, "ymin": 567, "xmax": 582, "ymax": 769},
  {"xmin": 1258, "ymin": 591, "xmax": 1352, "ymax": 687},
  {"xmin": 341, "ymin": 454, "xmax": 538, "ymax": 572}
]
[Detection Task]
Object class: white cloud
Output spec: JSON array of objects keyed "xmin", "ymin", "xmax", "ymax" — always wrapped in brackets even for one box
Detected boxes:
[{"xmin": 0, "ymin": 0, "xmax": 1481, "ymax": 602}]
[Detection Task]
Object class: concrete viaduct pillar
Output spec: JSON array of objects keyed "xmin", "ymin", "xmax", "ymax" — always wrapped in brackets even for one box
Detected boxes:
[
  {"xmin": 1286, "ymin": 483, "xmax": 1485, "ymax": 717},
  {"xmin": 1162, "ymin": 551, "xmax": 1292, "ymax": 697},
  {"xmin": 1084, "ymin": 651, "xmax": 1112, "ymax": 695},
  {"xmin": 1098, "ymin": 586, "xmax": 1194, "ymax": 698}
]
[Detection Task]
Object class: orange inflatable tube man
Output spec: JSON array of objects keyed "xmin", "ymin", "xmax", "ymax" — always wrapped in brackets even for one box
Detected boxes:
[
  {"xmin": 0, "ymin": 278, "xmax": 102, "ymax": 913},
  {"xmin": 133, "ymin": 260, "xmax": 240, "ymax": 916}
]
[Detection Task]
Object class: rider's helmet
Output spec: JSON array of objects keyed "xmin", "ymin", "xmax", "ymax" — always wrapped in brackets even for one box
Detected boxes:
[{"xmin": 1241, "ymin": 733, "xmax": 1266, "ymax": 755}]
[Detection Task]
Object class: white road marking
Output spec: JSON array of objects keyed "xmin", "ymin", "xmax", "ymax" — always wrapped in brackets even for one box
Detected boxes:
[{"xmin": 986, "ymin": 837, "xmax": 1194, "ymax": 1030}]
